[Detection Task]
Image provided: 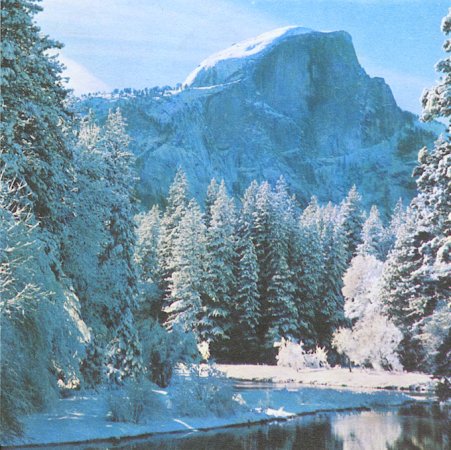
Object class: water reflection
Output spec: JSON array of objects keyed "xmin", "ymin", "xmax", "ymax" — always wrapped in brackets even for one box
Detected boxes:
[
  {"xmin": 80, "ymin": 404, "xmax": 448, "ymax": 450},
  {"xmin": 332, "ymin": 411, "xmax": 402, "ymax": 449}
]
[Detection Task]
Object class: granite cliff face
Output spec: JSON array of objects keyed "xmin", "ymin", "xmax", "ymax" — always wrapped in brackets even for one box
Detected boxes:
[{"xmin": 79, "ymin": 27, "xmax": 438, "ymax": 212}]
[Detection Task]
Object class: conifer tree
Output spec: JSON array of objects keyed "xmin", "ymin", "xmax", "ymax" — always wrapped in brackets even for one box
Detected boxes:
[
  {"xmin": 297, "ymin": 203, "xmax": 324, "ymax": 347},
  {"xmin": 158, "ymin": 169, "xmax": 189, "ymax": 298},
  {"xmin": 135, "ymin": 205, "xmax": 162, "ymax": 320},
  {"xmin": 1, "ymin": 0, "xmax": 74, "ymax": 242},
  {"xmin": 264, "ymin": 178, "xmax": 299, "ymax": 349},
  {"xmin": 381, "ymin": 9, "xmax": 450, "ymax": 372},
  {"xmin": 204, "ymin": 178, "xmax": 219, "ymax": 228},
  {"xmin": 0, "ymin": 0, "xmax": 89, "ymax": 434},
  {"xmin": 232, "ymin": 229, "xmax": 260, "ymax": 361},
  {"xmin": 204, "ymin": 181, "xmax": 237, "ymax": 356},
  {"xmin": 96, "ymin": 109, "xmax": 143, "ymax": 382},
  {"xmin": 339, "ymin": 186, "xmax": 365, "ymax": 263},
  {"xmin": 316, "ymin": 214, "xmax": 347, "ymax": 349},
  {"xmin": 358, "ymin": 205, "xmax": 388, "ymax": 260},
  {"xmin": 164, "ymin": 200, "xmax": 207, "ymax": 337}
]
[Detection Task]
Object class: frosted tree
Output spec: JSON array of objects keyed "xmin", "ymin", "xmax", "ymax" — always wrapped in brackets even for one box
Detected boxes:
[
  {"xmin": 62, "ymin": 112, "xmax": 108, "ymax": 330},
  {"xmin": 379, "ymin": 211, "xmax": 425, "ymax": 369},
  {"xmin": 315, "ymin": 213, "xmax": 347, "ymax": 349},
  {"xmin": 385, "ymin": 199, "xmax": 407, "ymax": 252},
  {"xmin": 232, "ymin": 231, "xmax": 260, "ymax": 360},
  {"xmin": 421, "ymin": 9, "xmax": 451, "ymax": 122},
  {"xmin": 333, "ymin": 254, "xmax": 402, "ymax": 371},
  {"xmin": 296, "ymin": 208, "xmax": 324, "ymax": 347},
  {"xmin": 357, "ymin": 205, "xmax": 388, "ymax": 260},
  {"xmin": 342, "ymin": 254, "xmax": 384, "ymax": 322},
  {"xmin": 164, "ymin": 200, "xmax": 207, "ymax": 337},
  {"xmin": 381, "ymin": 9, "xmax": 451, "ymax": 372},
  {"xmin": 333, "ymin": 314, "xmax": 403, "ymax": 372},
  {"xmin": 0, "ymin": 179, "xmax": 87, "ymax": 436},
  {"xmin": 204, "ymin": 178, "xmax": 219, "ymax": 227},
  {"xmin": 252, "ymin": 182, "xmax": 273, "ymax": 313},
  {"xmin": 339, "ymin": 186, "xmax": 365, "ymax": 263},
  {"xmin": 264, "ymin": 177, "xmax": 299, "ymax": 349},
  {"xmin": 241, "ymin": 180, "xmax": 259, "ymax": 231},
  {"xmin": 94, "ymin": 109, "xmax": 143, "ymax": 382},
  {"xmin": 230, "ymin": 181, "xmax": 261, "ymax": 360},
  {"xmin": 0, "ymin": 0, "xmax": 89, "ymax": 435},
  {"xmin": 158, "ymin": 169, "xmax": 189, "ymax": 298},
  {"xmin": 203, "ymin": 181, "xmax": 237, "ymax": 356},
  {"xmin": 1, "ymin": 0, "xmax": 74, "ymax": 247},
  {"xmin": 135, "ymin": 205, "xmax": 162, "ymax": 321}
]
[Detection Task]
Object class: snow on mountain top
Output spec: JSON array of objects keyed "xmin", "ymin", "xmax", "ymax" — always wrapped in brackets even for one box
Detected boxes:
[{"xmin": 183, "ymin": 26, "xmax": 314, "ymax": 87}]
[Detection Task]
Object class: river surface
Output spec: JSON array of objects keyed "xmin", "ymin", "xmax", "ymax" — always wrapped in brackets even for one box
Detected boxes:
[{"xmin": 77, "ymin": 402, "xmax": 448, "ymax": 450}]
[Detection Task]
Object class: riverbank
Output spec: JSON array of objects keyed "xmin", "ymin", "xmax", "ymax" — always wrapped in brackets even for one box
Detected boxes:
[
  {"xmin": 2, "ymin": 373, "xmax": 428, "ymax": 449},
  {"xmin": 217, "ymin": 365, "xmax": 435, "ymax": 391}
]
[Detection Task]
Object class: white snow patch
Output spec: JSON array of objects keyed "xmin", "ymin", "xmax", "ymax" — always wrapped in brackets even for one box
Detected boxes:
[
  {"xmin": 216, "ymin": 365, "xmax": 434, "ymax": 391},
  {"xmin": 264, "ymin": 407, "xmax": 296, "ymax": 418}
]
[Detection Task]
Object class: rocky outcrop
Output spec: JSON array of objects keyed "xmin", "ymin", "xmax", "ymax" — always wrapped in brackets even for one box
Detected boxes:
[{"xmin": 79, "ymin": 26, "xmax": 438, "ymax": 213}]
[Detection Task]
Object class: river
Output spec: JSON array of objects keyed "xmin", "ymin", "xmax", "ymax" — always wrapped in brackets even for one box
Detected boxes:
[{"xmin": 58, "ymin": 400, "xmax": 448, "ymax": 450}]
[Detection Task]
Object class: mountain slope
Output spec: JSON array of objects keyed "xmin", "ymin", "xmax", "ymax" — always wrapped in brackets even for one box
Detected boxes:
[{"xmin": 78, "ymin": 26, "xmax": 438, "ymax": 213}]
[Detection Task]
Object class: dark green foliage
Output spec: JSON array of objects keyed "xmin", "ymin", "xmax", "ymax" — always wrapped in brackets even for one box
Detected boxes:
[{"xmin": 140, "ymin": 321, "xmax": 199, "ymax": 387}]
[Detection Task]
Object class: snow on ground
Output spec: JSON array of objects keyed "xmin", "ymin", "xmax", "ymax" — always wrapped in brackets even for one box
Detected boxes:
[
  {"xmin": 2, "ymin": 369, "xmax": 425, "ymax": 448},
  {"xmin": 217, "ymin": 365, "xmax": 435, "ymax": 391}
]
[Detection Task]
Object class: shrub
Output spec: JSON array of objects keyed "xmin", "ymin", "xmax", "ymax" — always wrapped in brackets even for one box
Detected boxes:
[
  {"xmin": 106, "ymin": 378, "xmax": 164, "ymax": 424},
  {"xmin": 140, "ymin": 320, "xmax": 199, "ymax": 387},
  {"xmin": 275, "ymin": 339, "xmax": 330, "ymax": 371},
  {"xmin": 171, "ymin": 365, "xmax": 240, "ymax": 417}
]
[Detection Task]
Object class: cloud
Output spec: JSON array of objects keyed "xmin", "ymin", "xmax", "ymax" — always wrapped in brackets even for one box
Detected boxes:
[{"xmin": 58, "ymin": 55, "xmax": 110, "ymax": 95}]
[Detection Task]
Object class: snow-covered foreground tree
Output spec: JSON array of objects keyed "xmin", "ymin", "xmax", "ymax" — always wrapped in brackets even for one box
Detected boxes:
[
  {"xmin": 1, "ymin": 0, "xmax": 89, "ymax": 436},
  {"xmin": 63, "ymin": 110, "xmax": 143, "ymax": 385},
  {"xmin": 333, "ymin": 254, "xmax": 403, "ymax": 371},
  {"xmin": 380, "ymin": 9, "xmax": 451, "ymax": 373}
]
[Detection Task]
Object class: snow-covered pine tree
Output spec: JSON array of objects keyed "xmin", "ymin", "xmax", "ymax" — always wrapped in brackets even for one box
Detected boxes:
[
  {"xmin": 339, "ymin": 186, "xmax": 365, "ymax": 263},
  {"xmin": 315, "ymin": 204, "xmax": 347, "ymax": 350},
  {"xmin": 264, "ymin": 178, "xmax": 299, "ymax": 352},
  {"xmin": 232, "ymin": 227, "xmax": 261, "ymax": 361},
  {"xmin": 251, "ymin": 182, "xmax": 275, "ymax": 352},
  {"xmin": 415, "ymin": 9, "xmax": 451, "ymax": 373},
  {"xmin": 1, "ymin": 0, "xmax": 89, "ymax": 434},
  {"xmin": 203, "ymin": 181, "xmax": 237, "ymax": 357},
  {"xmin": 385, "ymin": 199, "xmax": 407, "ymax": 252},
  {"xmin": 381, "ymin": 9, "xmax": 451, "ymax": 372},
  {"xmin": 164, "ymin": 200, "xmax": 207, "ymax": 337},
  {"xmin": 204, "ymin": 178, "xmax": 219, "ymax": 228},
  {"xmin": 62, "ymin": 111, "xmax": 108, "ymax": 332},
  {"xmin": 0, "ymin": 179, "xmax": 87, "ymax": 436},
  {"xmin": 135, "ymin": 205, "xmax": 162, "ymax": 321},
  {"xmin": 296, "ymin": 199, "xmax": 325, "ymax": 347},
  {"xmin": 1, "ymin": 0, "xmax": 74, "ymax": 243},
  {"xmin": 379, "ymin": 210, "xmax": 426, "ymax": 369},
  {"xmin": 158, "ymin": 169, "xmax": 189, "ymax": 300},
  {"xmin": 358, "ymin": 205, "xmax": 388, "ymax": 260},
  {"xmin": 229, "ymin": 181, "xmax": 261, "ymax": 361},
  {"xmin": 95, "ymin": 109, "xmax": 143, "ymax": 382},
  {"xmin": 241, "ymin": 180, "xmax": 259, "ymax": 230}
]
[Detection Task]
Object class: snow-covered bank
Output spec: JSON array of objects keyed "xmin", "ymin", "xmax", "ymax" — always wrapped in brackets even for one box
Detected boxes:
[
  {"xmin": 217, "ymin": 365, "xmax": 435, "ymax": 391},
  {"xmin": 2, "ymin": 383, "xmax": 418, "ymax": 448}
]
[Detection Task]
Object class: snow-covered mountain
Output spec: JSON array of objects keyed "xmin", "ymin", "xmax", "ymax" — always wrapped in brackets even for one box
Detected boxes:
[{"xmin": 79, "ymin": 26, "xmax": 438, "ymax": 212}]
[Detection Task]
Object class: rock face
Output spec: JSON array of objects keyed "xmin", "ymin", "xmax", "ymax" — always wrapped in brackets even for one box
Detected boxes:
[{"xmin": 79, "ymin": 27, "xmax": 438, "ymax": 213}]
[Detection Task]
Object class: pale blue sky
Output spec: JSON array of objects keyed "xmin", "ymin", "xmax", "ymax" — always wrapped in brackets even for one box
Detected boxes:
[{"xmin": 39, "ymin": 0, "xmax": 448, "ymax": 114}]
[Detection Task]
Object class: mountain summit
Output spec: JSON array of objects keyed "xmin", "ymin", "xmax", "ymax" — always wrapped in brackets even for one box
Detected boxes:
[{"xmin": 79, "ymin": 27, "xmax": 437, "ymax": 212}]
